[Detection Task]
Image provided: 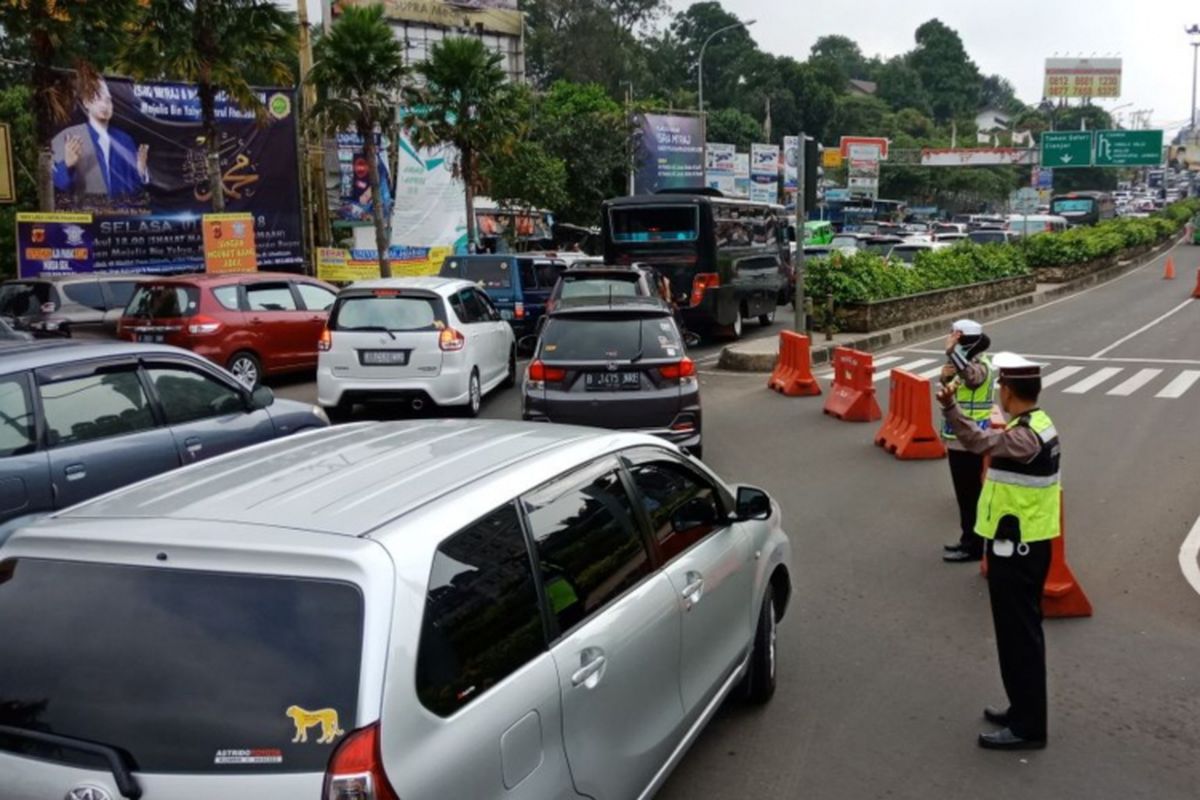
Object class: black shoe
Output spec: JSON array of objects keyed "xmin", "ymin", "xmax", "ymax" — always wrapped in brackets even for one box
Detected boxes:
[
  {"xmin": 978, "ymin": 728, "xmax": 1046, "ymax": 750},
  {"xmin": 943, "ymin": 548, "xmax": 983, "ymax": 563},
  {"xmin": 983, "ymin": 706, "xmax": 1010, "ymax": 726}
]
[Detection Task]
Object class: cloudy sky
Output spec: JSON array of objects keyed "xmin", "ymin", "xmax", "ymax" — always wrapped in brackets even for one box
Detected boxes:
[{"xmin": 668, "ymin": 0, "xmax": 1199, "ymax": 135}]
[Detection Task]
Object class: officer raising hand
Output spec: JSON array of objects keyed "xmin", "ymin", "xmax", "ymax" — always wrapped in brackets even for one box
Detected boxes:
[{"xmin": 938, "ymin": 352, "xmax": 1061, "ymax": 751}]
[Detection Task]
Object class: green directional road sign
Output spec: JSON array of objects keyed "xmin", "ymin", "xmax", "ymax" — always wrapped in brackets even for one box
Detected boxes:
[
  {"xmin": 1040, "ymin": 131, "xmax": 1093, "ymax": 169},
  {"xmin": 1094, "ymin": 129, "xmax": 1164, "ymax": 167}
]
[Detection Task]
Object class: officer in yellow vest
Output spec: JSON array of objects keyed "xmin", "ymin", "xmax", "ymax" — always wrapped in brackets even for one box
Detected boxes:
[
  {"xmin": 937, "ymin": 352, "xmax": 1059, "ymax": 751},
  {"xmin": 939, "ymin": 319, "xmax": 995, "ymax": 563}
]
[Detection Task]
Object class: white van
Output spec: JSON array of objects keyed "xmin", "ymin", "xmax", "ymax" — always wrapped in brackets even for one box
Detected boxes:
[{"xmin": 1006, "ymin": 214, "xmax": 1068, "ymax": 237}]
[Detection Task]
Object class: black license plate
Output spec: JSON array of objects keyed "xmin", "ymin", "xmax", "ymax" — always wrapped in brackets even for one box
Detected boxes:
[
  {"xmin": 585, "ymin": 372, "xmax": 641, "ymax": 391},
  {"xmin": 136, "ymin": 333, "xmax": 164, "ymax": 343},
  {"xmin": 360, "ymin": 350, "xmax": 409, "ymax": 366}
]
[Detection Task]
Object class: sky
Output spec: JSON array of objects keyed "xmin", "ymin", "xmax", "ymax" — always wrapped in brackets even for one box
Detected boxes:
[{"xmin": 668, "ymin": 0, "xmax": 1199, "ymax": 137}]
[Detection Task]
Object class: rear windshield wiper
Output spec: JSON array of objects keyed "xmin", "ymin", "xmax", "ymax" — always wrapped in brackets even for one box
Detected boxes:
[
  {"xmin": 0, "ymin": 725, "xmax": 142, "ymax": 799},
  {"xmin": 339, "ymin": 325, "xmax": 396, "ymax": 340},
  {"xmin": 629, "ymin": 316, "xmax": 646, "ymax": 364}
]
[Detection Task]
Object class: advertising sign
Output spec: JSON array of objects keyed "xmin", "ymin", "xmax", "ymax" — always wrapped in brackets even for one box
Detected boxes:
[
  {"xmin": 1168, "ymin": 137, "xmax": 1200, "ymax": 172},
  {"xmin": 43, "ymin": 74, "xmax": 301, "ymax": 274},
  {"xmin": 705, "ymin": 142, "xmax": 737, "ymax": 196},
  {"xmin": 331, "ymin": 131, "xmax": 393, "ymax": 227},
  {"xmin": 316, "ymin": 247, "xmax": 380, "ymax": 282},
  {"xmin": 331, "ymin": 244, "xmax": 454, "ymax": 280},
  {"xmin": 839, "ymin": 136, "xmax": 889, "ymax": 159},
  {"xmin": 1031, "ymin": 167, "xmax": 1054, "ymax": 189},
  {"xmin": 0, "ymin": 123, "xmax": 14, "ymax": 203},
  {"xmin": 783, "ymin": 135, "xmax": 800, "ymax": 192},
  {"xmin": 919, "ymin": 148, "xmax": 1036, "ymax": 167},
  {"xmin": 16, "ymin": 212, "xmax": 94, "ymax": 278},
  {"xmin": 634, "ymin": 113, "xmax": 705, "ymax": 195},
  {"xmin": 202, "ymin": 213, "xmax": 257, "ymax": 274},
  {"xmin": 1043, "ymin": 58, "xmax": 1122, "ymax": 98},
  {"xmin": 749, "ymin": 143, "xmax": 780, "ymax": 204},
  {"xmin": 847, "ymin": 143, "xmax": 881, "ymax": 198},
  {"xmin": 374, "ymin": 125, "xmax": 468, "ymax": 257},
  {"xmin": 822, "ymin": 148, "xmax": 844, "ymax": 169},
  {"xmin": 733, "ymin": 153, "xmax": 750, "ymax": 198},
  {"xmin": 364, "ymin": 0, "xmax": 523, "ymax": 36}
]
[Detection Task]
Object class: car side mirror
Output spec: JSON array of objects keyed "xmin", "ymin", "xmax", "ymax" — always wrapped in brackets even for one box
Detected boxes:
[
  {"xmin": 734, "ymin": 485, "xmax": 772, "ymax": 521},
  {"xmin": 249, "ymin": 385, "xmax": 275, "ymax": 410}
]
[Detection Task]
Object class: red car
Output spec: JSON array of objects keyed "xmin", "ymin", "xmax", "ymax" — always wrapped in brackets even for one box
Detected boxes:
[{"xmin": 118, "ymin": 272, "xmax": 339, "ymax": 387}]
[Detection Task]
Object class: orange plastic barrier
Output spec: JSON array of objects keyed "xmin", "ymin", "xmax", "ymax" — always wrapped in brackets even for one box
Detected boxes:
[
  {"xmin": 822, "ymin": 347, "xmax": 881, "ymax": 422},
  {"xmin": 980, "ymin": 491, "xmax": 1092, "ymax": 618},
  {"xmin": 1193, "ymin": 267, "xmax": 1200, "ymax": 299},
  {"xmin": 873, "ymin": 370, "xmax": 946, "ymax": 459},
  {"xmin": 1163, "ymin": 256, "xmax": 1176, "ymax": 279},
  {"xmin": 767, "ymin": 331, "xmax": 822, "ymax": 397}
]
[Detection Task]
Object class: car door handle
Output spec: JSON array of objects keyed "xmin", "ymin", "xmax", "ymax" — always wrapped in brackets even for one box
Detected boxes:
[
  {"xmin": 681, "ymin": 571, "xmax": 704, "ymax": 609},
  {"xmin": 570, "ymin": 649, "xmax": 607, "ymax": 689},
  {"xmin": 249, "ymin": 317, "xmax": 264, "ymax": 325},
  {"xmin": 184, "ymin": 437, "xmax": 203, "ymax": 457},
  {"xmin": 64, "ymin": 463, "xmax": 86, "ymax": 482}
]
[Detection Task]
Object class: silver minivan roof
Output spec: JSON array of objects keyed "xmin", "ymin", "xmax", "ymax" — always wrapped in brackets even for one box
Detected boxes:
[{"xmin": 54, "ymin": 421, "xmax": 612, "ymax": 536}]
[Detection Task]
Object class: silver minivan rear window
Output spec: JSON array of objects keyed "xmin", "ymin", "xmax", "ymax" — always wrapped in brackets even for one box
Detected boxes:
[
  {"xmin": 0, "ymin": 558, "xmax": 363, "ymax": 774},
  {"xmin": 331, "ymin": 293, "xmax": 446, "ymax": 332}
]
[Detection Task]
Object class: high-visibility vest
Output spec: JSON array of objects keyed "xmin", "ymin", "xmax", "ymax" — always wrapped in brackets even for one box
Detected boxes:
[
  {"xmin": 941, "ymin": 354, "xmax": 995, "ymax": 440},
  {"xmin": 975, "ymin": 409, "xmax": 1061, "ymax": 542}
]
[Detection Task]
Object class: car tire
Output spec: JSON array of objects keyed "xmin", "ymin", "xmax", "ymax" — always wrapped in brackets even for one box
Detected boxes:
[
  {"xmin": 462, "ymin": 369, "xmax": 482, "ymax": 417},
  {"xmin": 758, "ymin": 306, "xmax": 776, "ymax": 327},
  {"xmin": 501, "ymin": 347, "xmax": 517, "ymax": 389},
  {"xmin": 227, "ymin": 351, "xmax": 262, "ymax": 389},
  {"xmin": 739, "ymin": 585, "xmax": 778, "ymax": 705},
  {"xmin": 688, "ymin": 444, "xmax": 703, "ymax": 460}
]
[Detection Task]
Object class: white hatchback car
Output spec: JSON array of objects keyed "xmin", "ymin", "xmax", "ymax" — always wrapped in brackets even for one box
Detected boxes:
[{"xmin": 317, "ymin": 277, "xmax": 517, "ymax": 418}]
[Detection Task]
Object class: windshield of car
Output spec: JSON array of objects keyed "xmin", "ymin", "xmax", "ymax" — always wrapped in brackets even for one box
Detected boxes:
[
  {"xmin": 0, "ymin": 283, "xmax": 53, "ymax": 317},
  {"xmin": 609, "ymin": 206, "xmax": 699, "ymax": 242},
  {"xmin": 864, "ymin": 239, "xmax": 899, "ymax": 255},
  {"xmin": 890, "ymin": 247, "xmax": 925, "ymax": 264},
  {"xmin": 540, "ymin": 315, "xmax": 682, "ymax": 361},
  {"xmin": 831, "ymin": 236, "xmax": 860, "ymax": 249},
  {"xmin": 124, "ymin": 284, "xmax": 200, "ymax": 318},
  {"xmin": 331, "ymin": 293, "xmax": 446, "ymax": 332},
  {"xmin": 969, "ymin": 231, "xmax": 1008, "ymax": 244},
  {"xmin": 558, "ymin": 274, "xmax": 642, "ymax": 301},
  {"xmin": 0, "ymin": 558, "xmax": 363, "ymax": 774}
]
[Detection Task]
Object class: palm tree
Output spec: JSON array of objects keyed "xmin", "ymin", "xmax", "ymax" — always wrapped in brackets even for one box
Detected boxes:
[
  {"xmin": 308, "ymin": 4, "xmax": 407, "ymax": 277},
  {"xmin": 116, "ymin": 0, "xmax": 296, "ymax": 212},
  {"xmin": 406, "ymin": 38, "xmax": 513, "ymax": 252}
]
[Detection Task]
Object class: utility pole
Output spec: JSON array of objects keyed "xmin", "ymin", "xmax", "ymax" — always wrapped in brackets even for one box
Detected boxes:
[
  {"xmin": 793, "ymin": 133, "xmax": 806, "ymax": 334},
  {"xmin": 1188, "ymin": 25, "xmax": 1200, "ymax": 132},
  {"xmin": 297, "ymin": 0, "xmax": 330, "ymax": 273}
]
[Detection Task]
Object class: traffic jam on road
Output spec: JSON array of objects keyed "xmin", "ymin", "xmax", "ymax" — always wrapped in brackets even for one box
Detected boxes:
[{"xmin": 5, "ymin": 3, "xmax": 1200, "ymax": 799}]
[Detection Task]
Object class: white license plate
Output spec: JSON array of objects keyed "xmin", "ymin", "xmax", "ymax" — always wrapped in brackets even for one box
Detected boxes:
[{"xmin": 360, "ymin": 350, "xmax": 409, "ymax": 366}]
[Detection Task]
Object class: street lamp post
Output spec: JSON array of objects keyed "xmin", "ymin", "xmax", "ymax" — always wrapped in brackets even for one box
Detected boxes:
[
  {"xmin": 1188, "ymin": 25, "xmax": 1200, "ymax": 132},
  {"xmin": 698, "ymin": 19, "xmax": 756, "ymax": 184}
]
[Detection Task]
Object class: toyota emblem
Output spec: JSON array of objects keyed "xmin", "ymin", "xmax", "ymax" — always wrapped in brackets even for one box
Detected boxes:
[{"xmin": 65, "ymin": 786, "xmax": 113, "ymax": 800}]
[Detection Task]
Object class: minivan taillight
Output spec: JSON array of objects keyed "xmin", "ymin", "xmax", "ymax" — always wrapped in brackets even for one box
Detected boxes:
[
  {"xmin": 658, "ymin": 358, "xmax": 696, "ymax": 380},
  {"xmin": 186, "ymin": 315, "xmax": 221, "ymax": 335},
  {"xmin": 318, "ymin": 326, "xmax": 332, "ymax": 352},
  {"xmin": 514, "ymin": 302, "xmax": 526, "ymax": 320},
  {"xmin": 528, "ymin": 360, "xmax": 566, "ymax": 383},
  {"xmin": 323, "ymin": 723, "xmax": 399, "ymax": 800},
  {"xmin": 690, "ymin": 274, "xmax": 720, "ymax": 307},
  {"xmin": 439, "ymin": 327, "xmax": 466, "ymax": 351}
]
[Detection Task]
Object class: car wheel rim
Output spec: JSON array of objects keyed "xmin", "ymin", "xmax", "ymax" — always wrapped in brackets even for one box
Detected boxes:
[
  {"xmin": 767, "ymin": 602, "xmax": 777, "ymax": 680},
  {"xmin": 231, "ymin": 358, "xmax": 257, "ymax": 388}
]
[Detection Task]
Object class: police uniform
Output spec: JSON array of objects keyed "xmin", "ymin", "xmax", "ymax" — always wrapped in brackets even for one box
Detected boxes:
[
  {"xmin": 941, "ymin": 352, "xmax": 1059, "ymax": 750},
  {"xmin": 941, "ymin": 319, "xmax": 996, "ymax": 563}
]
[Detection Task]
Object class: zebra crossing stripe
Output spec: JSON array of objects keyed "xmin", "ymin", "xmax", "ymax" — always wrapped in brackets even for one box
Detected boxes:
[
  {"xmin": 1106, "ymin": 369, "xmax": 1163, "ymax": 396},
  {"xmin": 874, "ymin": 359, "xmax": 936, "ymax": 382},
  {"xmin": 1156, "ymin": 370, "xmax": 1200, "ymax": 399},
  {"xmin": 1039, "ymin": 366, "xmax": 1082, "ymax": 388},
  {"xmin": 1062, "ymin": 367, "xmax": 1123, "ymax": 394},
  {"xmin": 917, "ymin": 366, "xmax": 946, "ymax": 380}
]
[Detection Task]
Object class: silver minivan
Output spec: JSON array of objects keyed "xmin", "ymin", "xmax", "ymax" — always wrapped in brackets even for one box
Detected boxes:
[{"xmin": 0, "ymin": 420, "xmax": 792, "ymax": 800}]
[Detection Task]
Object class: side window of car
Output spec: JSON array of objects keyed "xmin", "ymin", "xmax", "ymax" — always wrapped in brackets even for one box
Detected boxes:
[
  {"xmin": 102, "ymin": 281, "xmax": 140, "ymax": 311},
  {"xmin": 524, "ymin": 462, "xmax": 651, "ymax": 635},
  {"xmin": 626, "ymin": 455, "xmax": 725, "ymax": 562},
  {"xmin": 534, "ymin": 262, "xmax": 562, "ymax": 288},
  {"xmin": 518, "ymin": 260, "xmax": 537, "ymax": 290},
  {"xmin": 0, "ymin": 375, "xmax": 36, "ymax": 457},
  {"xmin": 245, "ymin": 283, "xmax": 298, "ymax": 312},
  {"xmin": 471, "ymin": 289, "xmax": 500, "ymax": 321},
  {"xmin": 416, "ymin": 502, "xmax": 545, "ymax": 717},
  {"xmin": 39, "ymin": 368, "xmax": 156, "ymax": 447},
  {"xmin": 210, "ymin": 285, "xmax": 241, "ymax": 311},
  {"xmin": 458, "ymin": 289, "xmax": 486, "ymax": 324},
  {"xmin": 296, "ymin": 283, "xmax": 337, "ymax": 312},
  {"xmin": 63, "ymin": 281, "xmax": 107, "ymax": 311},
  {"xmin": 146, "ymin": 366, "xmax": 245, "ymax": 425},
  {"xmin": 448, "ymin": 292, "xmax": 468, "ymax": 323}
]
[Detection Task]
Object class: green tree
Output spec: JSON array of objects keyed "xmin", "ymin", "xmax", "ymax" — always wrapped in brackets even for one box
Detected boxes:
[
  {"xmin": 0, "ymin": 0, "xmax": 143, "ymax": 209},
  {"xmin": 706, "ymin": 107, "xmax": 761, "ymax": 150},
  {"xmin": 308, "ymin": 4, "xmax": 407, "ymax": 276},
  {"xmin": 482, "ymin": 139, "xmax": 569, "ymax": 222},
  {"xmin": 809, "ymin": 34, "xmax": 867, "ymax": 83},
  {"xmin": 672, "ymin": 2, "xmax": 758, "ymax": 113},
  {"xmin": 875, "ymin": 56, "xmax": 930, "ymax": 114},
  {"xmin": 980, "ymin": 74, "xmax": 1022, "ymax": 114},
  {"xmin": 116, "ymin": 0, "xmax": 297, "ymax": 212},
  {"xmin": 406, "ymin": 37, "xmax": 513, "ymax": 252},
  {"xmin": 827, "ymin": 93, "xmax": 891, "ymax": 140},
  {"xmin": 908, "ymin": 19, "xmax": 982, "ymax": 122}
]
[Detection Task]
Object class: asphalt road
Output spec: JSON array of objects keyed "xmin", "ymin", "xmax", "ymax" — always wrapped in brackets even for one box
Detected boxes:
[{"xmin": 274, "ymin": 244, "xmax": 1200, "ymax": 799}]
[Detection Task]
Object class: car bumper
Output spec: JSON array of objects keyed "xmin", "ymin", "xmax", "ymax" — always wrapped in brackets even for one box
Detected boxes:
[
  {"xmin": 522, "ymin": 394, "xmax": 701, "ymax": 449},
  {"xmin": 317, "ymin": 364, "xmax": 472, "ymax": 407}
]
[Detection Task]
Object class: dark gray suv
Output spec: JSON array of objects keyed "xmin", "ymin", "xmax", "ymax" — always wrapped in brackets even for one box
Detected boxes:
[
  {"xmin": 0, "ymin": 340, "xmax": 329, "ymax": 542},
  {"xmin": 522, "ymin": 298, "xmax": 702, "ymax": 458}
]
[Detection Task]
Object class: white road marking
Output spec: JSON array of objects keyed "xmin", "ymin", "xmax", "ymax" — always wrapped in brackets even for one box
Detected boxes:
[
  {"xmin": 1106, "ymin": 368, "xmax": 1163, "ymax": 396},
  {"xmin": 1179, "ymin": 513, "xmax": 1200, "ymax": 598},
  {"xmin": 818, "ymin": 355, "xmax": 902, "ymax": 380},
  {"xmin": 1062, "ymin": 367, "xmax": 1123, "ymax": 394},
  {"xmin": 874, "ymin": 359, "xmax": 935, "ymax": 382},
  {"xmin": 901, "ymin": 349, "xmax": 1200, "ymax": 367},
  {"xmin": 1155, "ymin": 370, "xmax": 1200, "ymax": 399},
  {"xmin": 917, "ymin": 366, "xmax": 946, "ymax": 379},
  {"xmin": 1091, "ymin": 298, "xmax": 1197, "ymax": 358},
  {"xmin": 1040, "ymin": 366, "xmax": 1085, "ymax": 388}
]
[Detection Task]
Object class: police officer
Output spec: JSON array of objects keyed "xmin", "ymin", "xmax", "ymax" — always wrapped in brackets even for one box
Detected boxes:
[
  {"xmin": 939, "ymin": 319, "xmax": 995, "ymax": 563},
  {"xmin": 937, "ymin": 352, "xmax": 1060, "ymax": 750}
]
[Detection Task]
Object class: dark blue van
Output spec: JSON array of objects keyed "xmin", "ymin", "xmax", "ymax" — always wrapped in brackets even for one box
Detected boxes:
[{"xmin": 438, "ymin": 254, "xmax": 568, "ymax": 336}]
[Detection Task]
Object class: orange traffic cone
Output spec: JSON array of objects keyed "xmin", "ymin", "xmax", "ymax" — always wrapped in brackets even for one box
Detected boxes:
[
  {"xmin": 1163, "ymin": 256, "xmax": 1176, "ymax": 280},
  {"xmin": 1193, "ymin": 267, "xmax": 1200, "ymax": 299}
]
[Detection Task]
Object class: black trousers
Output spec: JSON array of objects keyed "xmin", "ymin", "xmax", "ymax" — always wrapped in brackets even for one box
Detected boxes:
[
  {"xmin": 986, "ymin": 535, "xmax": 1053, "ymax": 740},
  {"xmin": 947, "ymin": 449, "xmax": 985, "ymax": 554}
]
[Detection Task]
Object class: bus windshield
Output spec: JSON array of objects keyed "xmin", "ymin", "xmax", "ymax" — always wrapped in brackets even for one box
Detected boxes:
[
  {"xmin": 1052, "ymin": 199, "xmax": 1095, "ymax": 214},
  {"xmin": 609, "ymin": 206, "xmax": 699, "ymax": 242}
]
